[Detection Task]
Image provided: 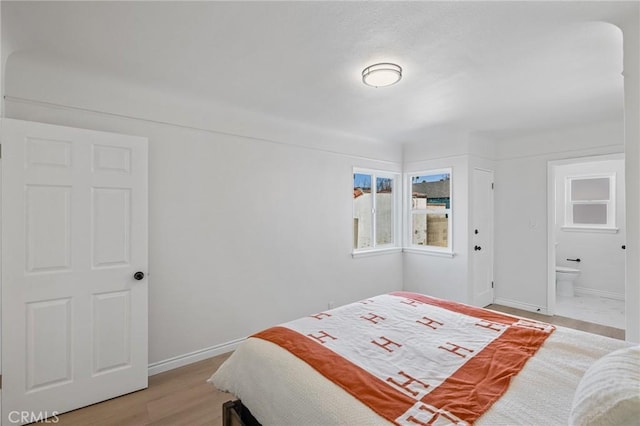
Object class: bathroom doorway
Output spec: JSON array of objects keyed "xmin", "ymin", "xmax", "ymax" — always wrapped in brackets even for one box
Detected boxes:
[{"xmin": 547, "ymin": 154, "xmax": 626, "ymax": 330}]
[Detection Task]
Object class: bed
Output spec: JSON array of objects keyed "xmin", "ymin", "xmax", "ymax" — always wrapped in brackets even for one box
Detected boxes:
[{"xmin": 209, "ymin": 291, "xmax": 639, "ymax": 425}]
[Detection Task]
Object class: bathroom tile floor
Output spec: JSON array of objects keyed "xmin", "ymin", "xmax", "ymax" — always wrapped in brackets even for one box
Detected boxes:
[{"xmin": 555, "ymin": 293, "xmax": 625, "ymax": 329}]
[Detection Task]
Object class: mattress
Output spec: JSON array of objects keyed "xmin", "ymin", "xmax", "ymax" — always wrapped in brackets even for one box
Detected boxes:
[{"xmin": 210, "ymin": 295, "xmax": 629, "ymax": 425}]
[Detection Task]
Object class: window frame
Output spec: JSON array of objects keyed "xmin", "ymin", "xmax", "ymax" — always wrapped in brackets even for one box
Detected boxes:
[
  {"xmin": 352, "ymin": 168, "xmax": 401, "ymax": 256},
  {"xmin": 405, "ymin": 168, "xmax": 453, "ymax": 255},
  {"xmin": 563, "ymin": 173, "xmax": 617, "ymax": 232}
]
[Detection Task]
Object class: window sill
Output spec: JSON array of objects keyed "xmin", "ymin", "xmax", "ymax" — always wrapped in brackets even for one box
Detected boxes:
[
  {"xmin": 561, "ymin": 226, "xmax": 619, "ymax": 234},
  {"xmin": 352, "ymin": 247, "xmax": 402, "ymax": 258},
  {"xmin": 402, "ymin": 248, "xmax": 455, "ymax": 258}
]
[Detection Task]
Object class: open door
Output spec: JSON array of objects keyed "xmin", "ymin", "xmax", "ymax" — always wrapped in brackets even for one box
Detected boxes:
[{"xmin": 1, "ymin": 119, "xmax": 148, "ymax": 425}]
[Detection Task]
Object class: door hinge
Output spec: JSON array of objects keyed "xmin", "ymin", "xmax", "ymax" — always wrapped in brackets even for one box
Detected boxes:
[
  {"xmin": 491, "ymin": 281, "xmax": 494, "ymax": 288},
  {"xmin": 491, "ymin": 182, "xmax": 494, "ymax": 190}
]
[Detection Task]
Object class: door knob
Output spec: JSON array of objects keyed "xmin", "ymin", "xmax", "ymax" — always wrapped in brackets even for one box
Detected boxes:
[
  {"xmin": 474, "ymin": 245, "xmax": 482, "ymax": 251},
  {"xmin": 622, "ymin": 245, "xmax": 626, "ymax": 250},
  {"xmin": 133, "ymin": 271, "xmax": 145, "ymax": 281}
]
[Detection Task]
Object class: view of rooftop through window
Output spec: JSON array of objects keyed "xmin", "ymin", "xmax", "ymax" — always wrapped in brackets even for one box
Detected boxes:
[
  {"xmin": 353, "ymin": 170, "xmax": 450, "ymax": 251},
  {"xmin": 411, "ymin": 172, "xmax": 451, "ymax": 248}
]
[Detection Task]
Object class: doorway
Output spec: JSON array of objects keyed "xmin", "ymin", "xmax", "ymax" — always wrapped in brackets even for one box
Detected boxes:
[
  {"xmin": 472, "ymin": 168, "xmax": 494, "ymax": 307},
  {"xmin": 547, "ymin": 154, "xmax": 626, "ymax": 330},
  {"xmin": 1, "ymin": 119, "xmax": 149, "ymax": 425}
]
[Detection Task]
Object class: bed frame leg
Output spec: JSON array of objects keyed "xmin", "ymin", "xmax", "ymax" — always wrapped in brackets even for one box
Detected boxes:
[{"xmin": 222, "ymin": 400, "xmax": 261, "ymax": 426}]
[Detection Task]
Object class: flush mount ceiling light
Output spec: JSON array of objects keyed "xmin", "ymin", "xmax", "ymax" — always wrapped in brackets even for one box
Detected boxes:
[{"xmin": 362, "ymin": 63, "xmax": 402, "ymax": 88}]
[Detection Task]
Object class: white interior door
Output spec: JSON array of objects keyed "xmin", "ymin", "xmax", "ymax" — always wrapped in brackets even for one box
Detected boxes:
[
  {"xmin": 472, "ymin": 168, "xmax": 494, "ymax": 307},
  {"xmin": 1, "ymin": 118, "xmax": 148, "ymax": 425}
]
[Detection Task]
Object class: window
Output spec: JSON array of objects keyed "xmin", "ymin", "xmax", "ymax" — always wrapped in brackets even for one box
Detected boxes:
[
  {"xmin": 353, "ymin": 169, "xmax": 399, "ymax": 253},
  {"xmin": 408, "ymin": 169, "xmax": 452, "ymax": 252},
  {"xmin": 565, "ymin": 174, "xmax": 616, "ymax": 230}
]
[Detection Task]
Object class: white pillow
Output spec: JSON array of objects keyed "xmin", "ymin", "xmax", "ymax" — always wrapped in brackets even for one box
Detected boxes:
[{"xmin": 570, "ymin": 345, "xmax": 640, "ymax": 426}]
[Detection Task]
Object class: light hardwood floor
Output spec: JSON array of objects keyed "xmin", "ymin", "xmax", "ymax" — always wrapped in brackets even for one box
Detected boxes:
[
  {"xmin": 486, "ymin": 304, "xmax": 625, "ymax": 340},
  {"xmin": 55, "ymin": 305, "xmax": 624, "ymax": 425},
  {"xmin": 56, "ymin": 353, "xmax": 233, "ymax": 425}
]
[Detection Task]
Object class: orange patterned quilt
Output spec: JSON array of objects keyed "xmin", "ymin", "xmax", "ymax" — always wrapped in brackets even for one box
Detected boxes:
[{"xmin": 253, "ymin": 291, "xmax": 555, "ymax": 425}]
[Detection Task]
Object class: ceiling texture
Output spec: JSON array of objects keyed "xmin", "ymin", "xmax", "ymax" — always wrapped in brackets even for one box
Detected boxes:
[{"xmin": 2, "ymin": 1, "xmax": 636, "ymax": 145}]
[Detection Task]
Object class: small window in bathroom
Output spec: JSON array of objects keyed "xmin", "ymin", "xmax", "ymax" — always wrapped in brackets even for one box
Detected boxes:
[{"xmin": 564, "ymin": 174, "xmax": 616, "ymax": 231}]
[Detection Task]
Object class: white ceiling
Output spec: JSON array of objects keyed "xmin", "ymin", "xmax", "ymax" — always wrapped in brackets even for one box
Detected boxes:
[{"xmin": 2, "ymin": 1, "xmax": 633, "ymax": 144}]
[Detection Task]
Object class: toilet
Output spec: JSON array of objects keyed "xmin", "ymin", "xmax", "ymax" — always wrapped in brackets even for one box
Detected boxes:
[{"xmin": 556, "ymin": 266, "xmax": 580, "ymax": 297}]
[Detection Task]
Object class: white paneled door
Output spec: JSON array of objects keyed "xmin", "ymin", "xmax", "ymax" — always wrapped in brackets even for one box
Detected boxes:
[
  {"xmin": 472, "ymin": 168, "xmax": 494, "ymax": 307},
  {"xmin": 1, "ymin": 119, "xmax": 148, "ymax": 425}
]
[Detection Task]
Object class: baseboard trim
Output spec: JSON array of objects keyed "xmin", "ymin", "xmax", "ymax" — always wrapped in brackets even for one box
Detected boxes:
[
  {"xmin": 148, "ymin": 337, "xmax": 245, "ymax": 376},
  {"xmin": 574, "ymin": 286, "xmax": 624, "ymax": 301},
  {"xmin": 493, "ymin": 297, "xmax": 549, "ymax": 316}
]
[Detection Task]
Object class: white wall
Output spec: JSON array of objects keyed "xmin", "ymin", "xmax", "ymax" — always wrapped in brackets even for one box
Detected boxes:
[
  {"xmin": 403, "ymin": 154, "xmax": 470, "ymax": 303},
  {"xmin": 1, "ymin": 2, "xmax": 3, "ymax": 117},
  {"xmin": 554, "ymin": 158, "xmax": 625, "ymax": 299},
  {"xmin": 2, "ymin": 11, "xmax": 638, "ymax": 367},
  {"xmin": 618, "ymin": 8, "xmax": 640, "ymax": 342},
  {"xmin": 402, "ymin": 132, "xmax": 496, "ymax": 306},
  {"xmin": 400, "ymin": 17, "xmax": 640, "ymax": 340},
  {"xmin": 493, "ymin": 121, "xmax": 624, "ymax": 312},
  {"xmin": 3, "ymin": 54, "xmax": 404, "ymax": 367},
  {"xmin": 0, "ymin": 2, "xmax": 3, "ymax": 374}
]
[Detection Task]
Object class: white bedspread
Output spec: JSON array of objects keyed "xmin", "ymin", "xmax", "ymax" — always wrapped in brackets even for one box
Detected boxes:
[{"xmin": 210, "ymin": 318, "xmax": 629, "ymax": 425}]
